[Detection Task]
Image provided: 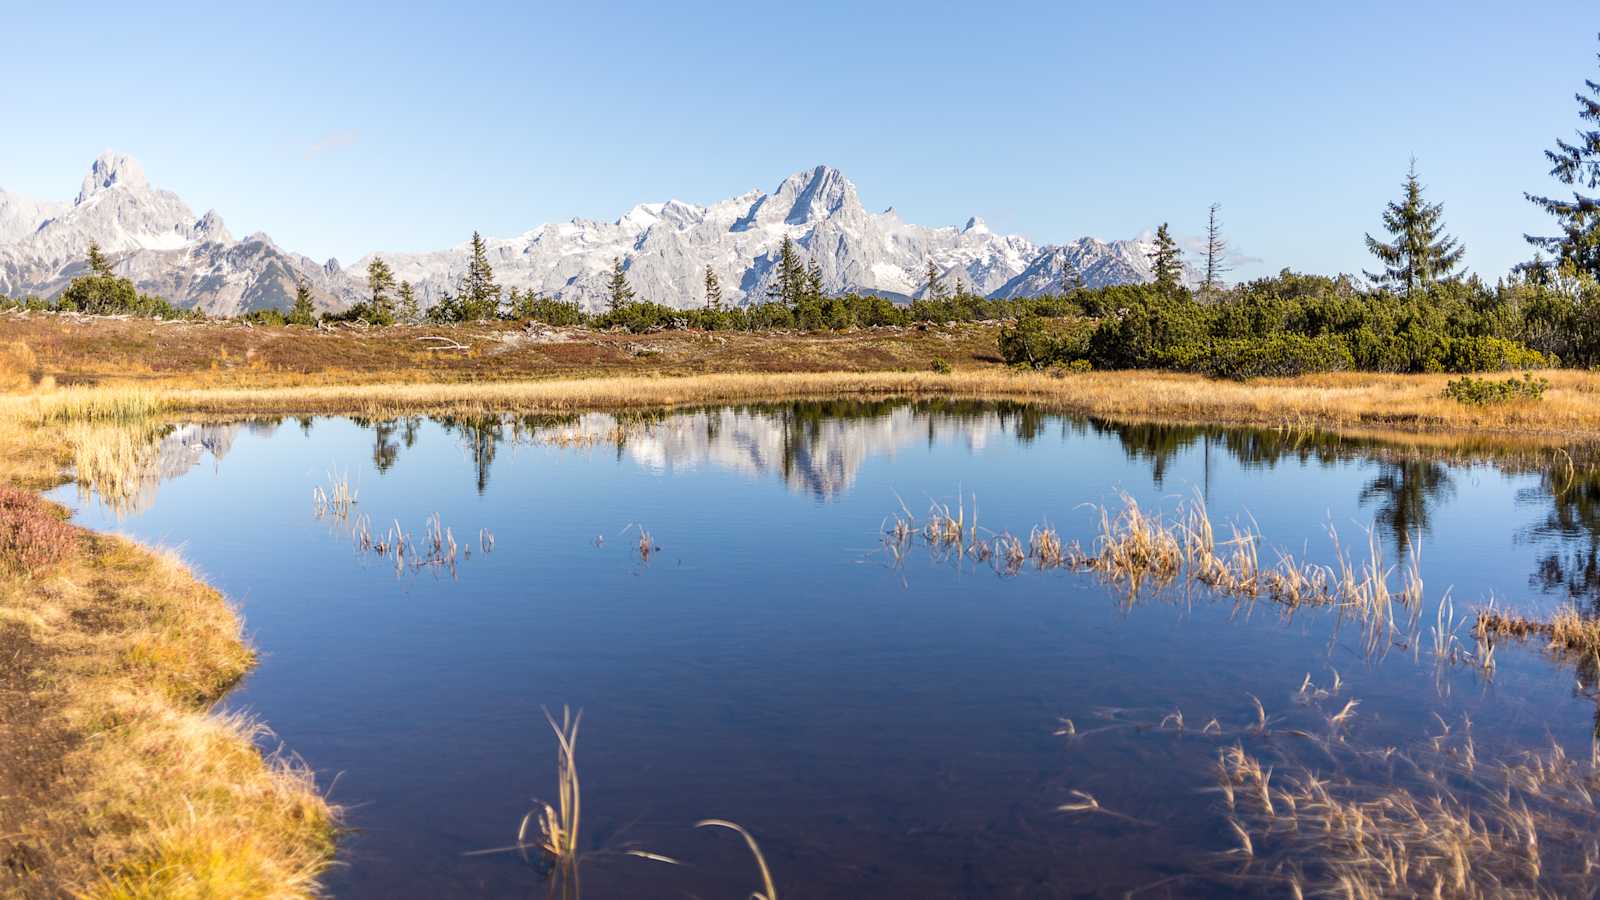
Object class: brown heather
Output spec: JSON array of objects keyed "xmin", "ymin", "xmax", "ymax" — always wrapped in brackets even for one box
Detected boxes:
[{"xmin": 0, "ymin": 486, "xmax": 76, "ymax": 575}]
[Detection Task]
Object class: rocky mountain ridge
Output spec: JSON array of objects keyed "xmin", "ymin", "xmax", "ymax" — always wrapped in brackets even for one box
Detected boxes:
[{"xmin": 0, "ymin": 152, "xmax": 1187, "ymax": 315}]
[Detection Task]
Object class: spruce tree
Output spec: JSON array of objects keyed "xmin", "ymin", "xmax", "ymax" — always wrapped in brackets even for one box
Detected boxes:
[
  {"xmin": 606, "ymin": 257, "xmax": 635, "ymax": 312},
  {"xmin": 1525, "ymin": 34, "xmax": 1600, "ymax": 278},
  {"xmin": 397, "ymin": 280, "xmax": 419, "ymax": 324},
  {"xmin": 704, "ymin": 266, "xmax": 722, "ymax": 310},
  {"xmin": 366, "ymin": 257, "xmax": 396, "ymax": 324},
  {"xmin": 1148, "ymin": 224, "xmax": 1183, "ymax": 293},
  {"xmin": 805, "ymin": 258, "xmax": 824, "ymax": 303},
  {"xmin": 459, "ymin": 232, "xmax": 501, "ymax": 319},
  {"xmin": 767, "ymin": 236, "xmax": 806, "ymax": 308},
  {"xmin": 1201, "ymin": 203, "xmax": 1230, "ymax": 296},
  {"xmin": 1363, "ymin": 159, "xmax": 1465, "ymax": 293},
  {"xmin": 1061, "ymin": 256, "xmax": 1086, "ymax": 293},
  {"xmin": 289, "ymin": 279, "xmax": 316, "ymax": 325},
  {"xmin": 87, "ymin": 242, "xmax": 112, "ymax": 276}
]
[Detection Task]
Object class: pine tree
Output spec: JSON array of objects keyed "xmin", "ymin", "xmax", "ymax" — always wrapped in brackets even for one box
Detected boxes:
[
  {"xmin": 1148, "ymin": 224, "xmax": 1183, "ymax": 293},
  {"xmin": 703, "ymin": 266, "xmax": 722, "ymax": 310},
  {"xmin": 1525, "ymin": 34, "xmax": 1600, "ymax": 278},
  {"xmin": 924, "ymin": 260, "xmax": 947, "ymax": 301},
  {"xmin": 606, "ymin": 257, "xmax": 635, "ymax": 312},
  {"xmin": 767, "ymin": 236, "xmax": 806, "ymax": 308},
  {"xmin": 366, "ymin": 257, "xmax": 396, "ymax": 324},
  {"xmin": 1201, "ymin": 203, "xmax": 1230, "ymax": 296},
  {"xmin": 289, "ymin": 279, "xmax": 316, "ymax": 325},
  {"xmin": 1363, "ymin": 159, "xmax": 1465, "ymax": 293},
  {"xmin": 87, "ymin": 242, "xmax": 112, "ymax": 276},
  {"xmin": 397, "ymin": 280, "xmax": 419, "ymax": 324},
  {"xmin": 459, "ymin": 232, "xmax": 501, "ymax": 319}
]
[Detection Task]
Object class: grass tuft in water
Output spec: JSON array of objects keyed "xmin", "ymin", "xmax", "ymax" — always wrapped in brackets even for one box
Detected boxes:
[
  {"xmin": 886, "ymin": 490, "xmax": 1429, "ymax": 654},
  {"xmin": 695, "ymin": 819, "xmax": 778, "ymax": 900},
  {"xmin": 521, "ymin": 706, "xmax": 582, "ymax": 875},
  {"xmin": 1476, "ymin": 605, "xmax": 1600, "ymax": 658}
]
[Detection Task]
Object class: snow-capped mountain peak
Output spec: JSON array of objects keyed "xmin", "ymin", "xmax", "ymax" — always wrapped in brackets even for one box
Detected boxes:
[
  {"xmin": 75, "ymin": 150, "xmax": 150, "ymax": 205},
  {"xmin": 1, "ymin": 153, "xmax": 1193, "ymax": 315}
]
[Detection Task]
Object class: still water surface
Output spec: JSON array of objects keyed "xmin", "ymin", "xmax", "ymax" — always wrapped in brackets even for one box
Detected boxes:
[{"xmin": 52, "ymin": 402, "xmax": 1600, "ymax": 897}]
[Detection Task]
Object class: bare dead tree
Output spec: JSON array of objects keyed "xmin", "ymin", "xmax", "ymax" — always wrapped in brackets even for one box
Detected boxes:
[{"xmin": 1202, "ymin": 202, "xmax": 1230, "ymax": 297}]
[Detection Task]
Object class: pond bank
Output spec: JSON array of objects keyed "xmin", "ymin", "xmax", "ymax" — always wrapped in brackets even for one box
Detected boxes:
[{"xmin": 0, "ymin": 411, "xmax": 336, "ymax": 898}]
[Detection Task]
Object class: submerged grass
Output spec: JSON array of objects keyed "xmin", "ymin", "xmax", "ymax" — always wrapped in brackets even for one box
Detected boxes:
[
  {"xmin": 1214, "ymin": 718, "xmax": 1600, "ymax": 898},
  {"xmin": 1058, "ymin": 682, "xmax": 1600, "ymax": 897}
]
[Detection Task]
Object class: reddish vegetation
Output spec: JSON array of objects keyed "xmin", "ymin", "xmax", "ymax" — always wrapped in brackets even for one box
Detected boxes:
[
  {"xmin": 0, "ymin": 312, "xmax": 1002, "ymax": 388},
  {"xmin": 0, "ymin": 486, "xmax": 75, "ymax": 575}
]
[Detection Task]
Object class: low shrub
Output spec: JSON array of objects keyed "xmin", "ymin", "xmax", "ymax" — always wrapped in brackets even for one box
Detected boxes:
[
  {"xmin": 1161, "ymin": 333, "xmax": 1355, "ymax": 379},
  {"xmin": 998, "ymin": 315, "xmax": 1093, "ymax": 369},
  {"xmin": 512, "ymin": 294, "xmax": 585, "ymax": 327},
  {"xmin": 240, "ymin": 309, "xmax": 288, "ymax": 327},
  {"xmin": 1440, "ymin": 335, "xmax": 1550, "ymax": 373},
  {"xmin": 930, "ymin": 357, "xmax": 952, "ymax": 374},
  {"xmin": 0, "ymin": 486, "xmax": 75, "ymax": 575},
  {"xmin": 1442, "ymin": 372, "xmax": 1551, "ymax": 405}
]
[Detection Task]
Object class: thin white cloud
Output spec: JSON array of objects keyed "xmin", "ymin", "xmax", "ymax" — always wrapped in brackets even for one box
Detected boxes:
[{"xmin": 304, "ymin": 129, "xmax": 360, "ymax": 160}]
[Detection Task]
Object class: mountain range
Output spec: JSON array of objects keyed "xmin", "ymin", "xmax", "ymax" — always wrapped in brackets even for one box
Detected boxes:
[{"xmin": 0, "ymin": 152, "xmax": 1184, "ymax": 315}]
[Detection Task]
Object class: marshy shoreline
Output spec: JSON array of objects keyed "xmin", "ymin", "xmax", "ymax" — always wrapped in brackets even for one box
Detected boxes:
[
  {"xmin": 10, "ymin": 313, "xmax": 1600, "ymax": 440},
  {"xmin": 7, "ymin": 317, "xmax": 1600, "ymax": 896},
  {"xmin": 0, "ymin": 392, "xmax": 337, "ymax": 897}
]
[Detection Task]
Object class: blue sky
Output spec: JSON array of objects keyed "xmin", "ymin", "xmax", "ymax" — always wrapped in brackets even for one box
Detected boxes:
[{"xmin": 2, "ymin": 1, "xmax": 1595, "ymax": 279}]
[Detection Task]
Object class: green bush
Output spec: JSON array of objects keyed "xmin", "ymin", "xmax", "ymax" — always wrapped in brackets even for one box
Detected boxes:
[
  {"xmin": 1442, "ymin": 372, "xmax": 1551, "ymax": 405},
  {"xmin": 998, "ymin": 315, "xmax": 1093, "ymax": 368},
  {"xmin": 1086, "ymin": 291, "xmax": 1207, "ymax": 369},
  {"xmin": 240, "ymin": 308, "xmax": 288, "ymax": 326},
  {"xmin": 1440, "ymin": 335, "xmax": 1549, "ymax": 373},
  {"xmin": 55, "ymin": 271, "xmax": 187, "ymax": 319},
  {"xmin": 930, "ymin": 357, "xmax": 952, "ymax": 374},
  {"xmin": 511, "ymin": 293, "xmax": 584, "ymax": 326},
  {"xmin": 1161, "ymin": 333, "xmax": 1355, "ymax": 379}
]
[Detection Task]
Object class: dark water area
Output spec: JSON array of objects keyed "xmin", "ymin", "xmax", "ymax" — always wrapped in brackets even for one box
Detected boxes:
[{"xmin": 50, "ymin": 401, "xmax": 1600, "ymax": 897}]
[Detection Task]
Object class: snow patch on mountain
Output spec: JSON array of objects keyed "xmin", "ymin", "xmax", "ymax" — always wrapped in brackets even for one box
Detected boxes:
[{"xmin": 0, "ymin": 152, "xmax": 1189, "ymax": 315}]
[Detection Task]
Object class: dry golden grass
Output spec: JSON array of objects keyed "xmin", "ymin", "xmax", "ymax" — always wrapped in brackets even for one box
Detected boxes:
[
  {"xmin": 1216, "ymin": 723, "xmax": 1600, "ymax": 898},
  {"xmin": 890, "ymin": 491, "xmax": 1425, "ymax": 650},
  {"xmin": 0, "ymin": 339, "xmax": 39, "ymax": 391},
  {"xmin": 13, "ymin": 361, "xmax": 1600, "ymax": 442},
  {"xmin": 1476, "ymin": 606, "xmax": 1600, "ymax": 657},
  {"xmin": 27, "ymin": 368, "xmax": 1600, "ymax": 439},
  {"xmin": 0, "ymin": 372, "xmax": 336, "ymax": 896},
  {"xmin": 695, "ymin": 820, "xmax": 779, "ymax": 900},
  {"xmin": 0, "ymin": 530, "xmax": 335, "ymax": 898},
  {"xmin": 529, "ymin": 707, "xmax": 582, "ymax": 870}
]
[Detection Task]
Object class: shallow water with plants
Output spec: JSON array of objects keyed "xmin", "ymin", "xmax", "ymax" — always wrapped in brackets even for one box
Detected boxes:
[{"xmin": 50, "ymin": 401, "xmax": 1600, "ymax": 898}]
